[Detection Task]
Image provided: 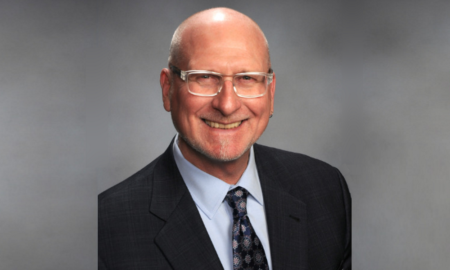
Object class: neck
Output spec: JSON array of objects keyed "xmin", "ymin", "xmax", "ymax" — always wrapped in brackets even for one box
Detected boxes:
[{"xmin": 177, "ymin": 139, "xmax": 250, "ymax": 185}]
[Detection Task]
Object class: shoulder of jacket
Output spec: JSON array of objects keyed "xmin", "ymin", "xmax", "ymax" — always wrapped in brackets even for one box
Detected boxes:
[
  {"xmin": 98, "ymin": 155, "xmax": 160, "ymax": 205},
  {"xmin": 253, "ymin": 143, "xmax": 337, "ymax": 172}
]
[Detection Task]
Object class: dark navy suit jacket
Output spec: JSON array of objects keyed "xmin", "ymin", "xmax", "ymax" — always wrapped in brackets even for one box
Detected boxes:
[{"xmin": 99, "ymin": 143, "xmax": 351, "ymax": 269}]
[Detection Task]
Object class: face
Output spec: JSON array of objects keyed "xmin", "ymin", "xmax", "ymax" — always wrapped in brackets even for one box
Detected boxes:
[{"xmin": 161, "ymin": 21, "xmax": 276, "ymax": 165}]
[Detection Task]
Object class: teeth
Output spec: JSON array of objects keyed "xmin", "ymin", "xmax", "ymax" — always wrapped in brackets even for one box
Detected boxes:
[{"xmin": 205, "ymin": 120, "xmax": 242, "ymax": 129}]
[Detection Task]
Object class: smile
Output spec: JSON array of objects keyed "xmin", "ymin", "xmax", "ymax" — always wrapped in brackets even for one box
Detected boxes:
[{"xmin": 204, "ymin": 120, "xmax": 243, "ymax": 129}]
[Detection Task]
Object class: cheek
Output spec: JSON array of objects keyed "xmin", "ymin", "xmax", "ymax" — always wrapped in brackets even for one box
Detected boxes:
[
  {"xmin": 245, "ymin": 98, "xmax": 271, "ymax": 117},
  {"xmin": 171, "ymin": 94, "xmax": 208, "ymax": 127},
  {"xmin": 246, "ymin": 99, "xmax": 271, "ymax": 135},
  {"xmin": 170, "ymin": 91, "xmax": 189, "ymax": 131}
]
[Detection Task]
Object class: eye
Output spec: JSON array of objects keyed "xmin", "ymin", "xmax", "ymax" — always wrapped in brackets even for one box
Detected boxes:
[
  {"xmin": 198, "ymin": 74, "xmax": 219, "ymax": 82},
  {"xmin": 190, "ymin": 73, "xmax": 221, "ymax": 85},
  {"xmin": 190, "ymin": 74, "xmax": 214, "ymax": 81},
  {"xmin": 236, "ymin": 75, "xmax": 258, "ymax": 83}
]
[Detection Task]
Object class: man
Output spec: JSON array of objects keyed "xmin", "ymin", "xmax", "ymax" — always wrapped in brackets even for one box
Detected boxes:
[{"xmin": 99, "ymin": 7, "xmax": 351, "ymax": 270}]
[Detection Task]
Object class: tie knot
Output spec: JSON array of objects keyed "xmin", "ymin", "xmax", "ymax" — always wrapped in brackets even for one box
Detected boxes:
[{"xmin": 225, "ymin": 187, "xmax": 249, "ymax": 218}]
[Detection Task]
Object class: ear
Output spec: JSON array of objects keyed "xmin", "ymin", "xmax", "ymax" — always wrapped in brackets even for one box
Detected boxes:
[
  {"xmin": 269, "ymin": 72, "xmax": 276, "ymax": 113},
  {"xmin": 160, "ymin": 68, "xmax": 172, "ymax": 112}
]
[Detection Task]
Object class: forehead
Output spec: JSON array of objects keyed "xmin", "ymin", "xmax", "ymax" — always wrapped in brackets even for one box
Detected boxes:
[{"xmin": 181, "ymin": 22, "xmax": 269, "ymax": 71}]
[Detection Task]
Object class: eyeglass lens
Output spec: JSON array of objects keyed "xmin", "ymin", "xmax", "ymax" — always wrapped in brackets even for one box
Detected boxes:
[{"xmin": 187, "ymin": 73, "xmax": 268, "ymax": 96}]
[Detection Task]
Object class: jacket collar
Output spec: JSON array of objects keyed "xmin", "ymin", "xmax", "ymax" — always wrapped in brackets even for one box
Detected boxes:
[
  {"xmin": 149, "ymin": 141, "xmax": 308, "ymax": 270},
  {"xmin": 149, "ymin": 140, "xmax": 224, "ymax": 269},
  {"xmin": 254, "ymin": 144, "xmax": 308, "ymax": 270}
]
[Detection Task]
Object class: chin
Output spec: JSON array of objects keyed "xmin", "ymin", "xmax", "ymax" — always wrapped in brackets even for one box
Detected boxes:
[{"xmin": 180, "ymin": 134, "xmax": 253, "ymax": 162}]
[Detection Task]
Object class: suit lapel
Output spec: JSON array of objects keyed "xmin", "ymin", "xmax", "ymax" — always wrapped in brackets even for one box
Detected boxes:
[
  {"xmin": 149, "ymin": 142, "xmax": 223, "ymax": 270},
  {"xmin": 148, "ymin": 142, "xmax": 308, "ymax": 269},
  {"xmin": 255, "ymin": 145, "xmax": 308, "ymax": 270}
]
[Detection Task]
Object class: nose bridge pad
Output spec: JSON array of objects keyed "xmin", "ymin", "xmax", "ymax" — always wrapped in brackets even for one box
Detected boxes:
[{"xmin": 221, "ymin": 78, "xmax": 238, "ymax": 96}]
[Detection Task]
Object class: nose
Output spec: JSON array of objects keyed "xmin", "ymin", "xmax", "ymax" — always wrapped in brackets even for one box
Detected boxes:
[{"xmin": 211, "ymin": 79, "xmax": 241, "ymax": 116}]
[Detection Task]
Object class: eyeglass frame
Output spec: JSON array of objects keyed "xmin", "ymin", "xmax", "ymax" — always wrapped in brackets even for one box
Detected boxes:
[{"xmin": 169, "ymin": 64, "xmax": 274, "ymax": 98}]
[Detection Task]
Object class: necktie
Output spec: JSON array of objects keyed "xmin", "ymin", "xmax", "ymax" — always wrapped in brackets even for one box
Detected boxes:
[{"xmin": 225, "ymin": 187, "xmax": 269, "ymax": 270}]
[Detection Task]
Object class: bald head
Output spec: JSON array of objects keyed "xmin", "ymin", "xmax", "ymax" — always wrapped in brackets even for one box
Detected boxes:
[{"xmin": 168, "ymin": 8, "xmax": 271, "ymax": 68}]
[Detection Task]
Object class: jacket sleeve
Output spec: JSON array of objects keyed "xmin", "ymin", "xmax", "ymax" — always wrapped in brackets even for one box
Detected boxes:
[
  {"xmin": 337, "ymin": 169, "xmax": 352, "ymax": 270},
  {"xmin": 98, "ymin": 256, "xmax": 107, "ymax": 270}
]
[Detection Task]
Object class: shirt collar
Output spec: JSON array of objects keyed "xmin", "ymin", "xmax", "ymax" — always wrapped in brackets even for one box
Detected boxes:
[{"xmin": 172, "ymin": 134, "xmax": 264, "ymax": 220}]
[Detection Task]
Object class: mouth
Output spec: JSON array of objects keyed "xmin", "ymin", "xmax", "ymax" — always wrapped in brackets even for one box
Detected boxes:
[{"xmin": 204, "ymin": 119, "xmax": 243, "ymax": 129}]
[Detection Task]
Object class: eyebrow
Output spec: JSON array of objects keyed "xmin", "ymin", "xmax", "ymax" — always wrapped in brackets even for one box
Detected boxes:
[
  {"xmin": 170, "ymin": 64, "xmax": 272, "ymax": 74},
  {"xmin": 202, "ymin": 68, "xmax": 273, "ymax": 74}
]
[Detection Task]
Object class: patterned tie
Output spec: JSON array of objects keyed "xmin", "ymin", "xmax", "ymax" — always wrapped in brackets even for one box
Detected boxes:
[{"xmin": 225, "ymin": 187, "xmax": 269, "ymax": 270}]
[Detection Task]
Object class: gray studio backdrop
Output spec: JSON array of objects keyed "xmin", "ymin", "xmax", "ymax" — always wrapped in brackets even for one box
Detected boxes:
[{"xmin": 1, "ymin": 0, "xmax": 449, "ymax": 269}]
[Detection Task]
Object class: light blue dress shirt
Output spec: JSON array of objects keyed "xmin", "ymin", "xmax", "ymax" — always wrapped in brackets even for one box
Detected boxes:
[{"xmin": 173, "ymin": 134, "xmax": 272, "ymax": 270}]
